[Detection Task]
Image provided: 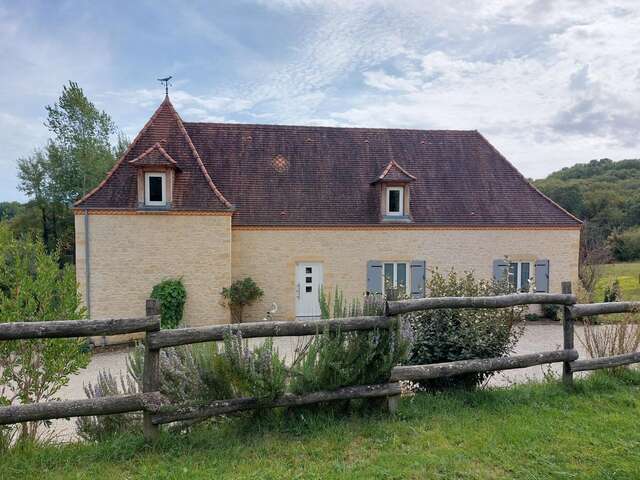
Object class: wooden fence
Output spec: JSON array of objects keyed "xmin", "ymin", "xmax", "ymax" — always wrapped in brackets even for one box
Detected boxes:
[{"xmin": 1, "ymin": 282, "xmax": 639, "ymax": 442}]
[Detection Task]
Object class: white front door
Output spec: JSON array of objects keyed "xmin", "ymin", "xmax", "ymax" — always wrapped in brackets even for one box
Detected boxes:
[{"xmin": 295, "ymin": 262, "xmax": 323, "ymax": 317}]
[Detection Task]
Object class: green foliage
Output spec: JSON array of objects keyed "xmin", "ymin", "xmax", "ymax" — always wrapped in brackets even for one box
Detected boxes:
[
  {"xmin": 318, "ymin": 285, "xmax": 386, "ymax": 318},
  {"xmin": 534, "ymin": 158, "xmax": 640, "ymax": 260},
  {"xmin": 408, "ymin": 269, "xmax": 524, "ymax": 390},
  {"xmin": 217, "ymin": 333, "xmax": 287, "ymax": 401},
  {"xmin": 290, "ymin": 324, "xmax": 410, "ymax": 395},
  {"xmin": 0, "ymin": 225, "xmax": 90, "ymax": 442},
  {"xmin": 609, "ymin": 227, "xmax": 640, "ymax": 262},
  {"xmin": 221, "ymin": 277, "xmax": 264, "ymax": 323},
  {"xmin": 76, "ymin": 370, "xmax": 140, "ymax": 442},
  {"xmin": 542, "ymin": 303, "xmax": 561, "ymax": 321},
  {"xmin": 6, "ymin": 371, "xmax": 640, "ymax": 478},
  {"xmin": 603, "ymin": 279, "xmax": 621, "ymax": 303},
  {"xmin": 291, "ymin": 287, "xmax": 410, "ymax": 395},
  {"xmin": 15, "ymin": 81, "xmax": 126, "ymax": 256},
  {"xmin": 150, "ymin": 278, "xmax": 187, "ymax": 329}
]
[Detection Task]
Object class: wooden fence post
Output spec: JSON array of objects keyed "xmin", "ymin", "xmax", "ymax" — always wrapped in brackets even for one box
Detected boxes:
[
  {"xmin": 561, "ymin": 281, "xmax": 574, "ymax": 388},
  {"xmin": 143, "ymin": 299, "xmax": 161, "ymax": 442},
  {"xmin": 384, "ymin": 314, "xmax": 402, "ymax": 415}
]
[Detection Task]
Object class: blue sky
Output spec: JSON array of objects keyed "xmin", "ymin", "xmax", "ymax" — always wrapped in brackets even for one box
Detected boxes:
[{"xmin": 1, "ymin": 0, "xmax": 639, "ymax": 201}]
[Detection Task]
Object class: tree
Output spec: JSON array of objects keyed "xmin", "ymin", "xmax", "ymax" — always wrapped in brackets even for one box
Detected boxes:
[
  {"xmin": 0, "ymin": 224, "xmax": 90, "ymax": 442},
  {"xmin": 16, "ymin": 82, "xmax": 125, "ymax": 256}
]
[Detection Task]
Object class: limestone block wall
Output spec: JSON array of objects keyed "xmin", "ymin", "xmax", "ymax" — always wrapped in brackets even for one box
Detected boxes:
[
  {"xmin": 232, "ymin": 227, "xmax": 581, "ymax": 321},
  {"xmin": 75, "ymin": 212, "xmax": 232, "ymax": 330}
]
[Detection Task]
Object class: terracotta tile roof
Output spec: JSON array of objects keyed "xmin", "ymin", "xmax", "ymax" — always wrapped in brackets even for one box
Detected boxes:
[
  {"xmin": 128, "ymin": 143, "xmax": 178, "ymax": 168},
  {"xmin": 372, "ymin": 160, "xmax": 416, "ymax": 183},
  {"xmin": 75, "ymin": 97, "xmax": 232, "ymax": 211},
  {"xmin": 76, "ymin": 97, "xmax": 581, "ymax": 228}
]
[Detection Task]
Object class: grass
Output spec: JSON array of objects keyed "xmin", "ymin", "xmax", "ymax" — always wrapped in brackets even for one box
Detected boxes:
[
  {"xmin": 2, "ymin": 370, "xmax": 640, "ymax": 479},
  {"xmin": 595, "ymin": 262, "xmax": 640, "ymax": 302}
]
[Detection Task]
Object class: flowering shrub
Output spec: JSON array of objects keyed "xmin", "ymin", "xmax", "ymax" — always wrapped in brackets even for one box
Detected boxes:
[
  {"xmin": 290, "ymin": 287, "xmax": 411, "ymax": 395},
  {"xmin": 408, "ymin": 269, "xmax": 524, "ymax": 390}
]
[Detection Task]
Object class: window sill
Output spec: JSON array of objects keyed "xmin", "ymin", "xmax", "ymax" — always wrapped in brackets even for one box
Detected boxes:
[
  {"xmin": 137, "ymin": 203, "xmax": 171, "ymax": 211},
  {"xmin": 381, "ymin": 215, "xmax": 412, "ymax": 223}
]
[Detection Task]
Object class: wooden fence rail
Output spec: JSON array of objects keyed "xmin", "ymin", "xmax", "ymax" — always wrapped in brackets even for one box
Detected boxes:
[
  {"xmin": 569, "ymin": 301, "xmax": 640, "ymax": 318},
  {"xmin": 148, "ymin": 315, "xmax": 394, "ymax": 349},
  {"xmin": 0, "ymin": 393, "xmax": 164, "ymax": 425},
  {"xmin": 390, "ymin": 350, "xmax": 578, "ymax": 382},
  {"xmin": 386, "ymin": 293, "xmax": 576, "ymax": 316},
  {"xmin": 0, "ymin": 316, "xmax": 159, "ymax": 341},
  {"xmin": 2, "ymin": 281, "xmax": 640, "ymax": 442}
]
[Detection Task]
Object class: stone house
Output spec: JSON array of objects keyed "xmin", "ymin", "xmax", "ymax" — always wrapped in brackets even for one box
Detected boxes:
[{"xmin": 74, "ymin": 96, "xmax": 582, "ymax": 326}]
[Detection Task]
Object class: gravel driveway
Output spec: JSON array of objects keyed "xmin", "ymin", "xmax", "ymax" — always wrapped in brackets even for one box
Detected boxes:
[{"xmin": 48, "ymin": 323, "xmax": 589, "ymax": 441}]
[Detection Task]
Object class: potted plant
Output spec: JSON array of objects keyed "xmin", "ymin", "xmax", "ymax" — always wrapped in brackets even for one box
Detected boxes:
[{"xmin": 221, "ymin": 277, "xmax": 264, "ymax": 323}]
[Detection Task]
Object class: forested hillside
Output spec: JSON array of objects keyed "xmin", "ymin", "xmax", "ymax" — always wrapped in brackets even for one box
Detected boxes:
[{"xmin": 534, "ymin": 159, "xmax": 640, "ymax": 260}]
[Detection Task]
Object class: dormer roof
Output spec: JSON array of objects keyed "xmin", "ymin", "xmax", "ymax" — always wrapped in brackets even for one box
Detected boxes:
[
  {"xmin": 128, "ymin": 143, "xmax": 179, "ymax": 169},
  {"xmin": 371, "ymin": 160, "xmax": 417, "ymax": 184}
]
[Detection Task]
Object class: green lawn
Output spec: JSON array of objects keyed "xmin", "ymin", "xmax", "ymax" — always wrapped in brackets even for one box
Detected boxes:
[
  {"xmin": 3, "ymin": 371, "xmax": 640, "ymax": 479},
  {"xmin": 595, "ymin": 262, "xmax": 640, "ymax": 301}
]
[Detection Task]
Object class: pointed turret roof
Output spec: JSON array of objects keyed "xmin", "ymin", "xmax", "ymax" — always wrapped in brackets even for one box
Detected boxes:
[{"xmin": 75, "ymin": 96, "xmax": 232, "ymax": 211}]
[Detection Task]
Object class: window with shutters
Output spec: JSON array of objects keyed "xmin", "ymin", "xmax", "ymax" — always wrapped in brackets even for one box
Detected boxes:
[
  {"xmin": 508, "ymin": 261, "xmax": 533, "ymax": 292},
  {"xmin": 383, "ymin": 262, "xmax": 409, "ymax": 294}
]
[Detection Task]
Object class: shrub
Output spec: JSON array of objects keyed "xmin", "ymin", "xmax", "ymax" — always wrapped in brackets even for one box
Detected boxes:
[
  {"xmin": 610, "ymin": 227, "xmax": 640, "ymax": 262},
  {"xmin": 221, "ymin": 278, "xmax": 264, "ymax": 323},
  {"xmin": 603, "ymin": 279, "xmax": 622, "ymax": 303},
  {"xmin": 217, "ymin": 333, "xmax": 287, "ymax": 401},
  {"xmin": 0, "ymin": 225, "xmax": 90, "ymax": 442},
  {"xmin": 542, "ymin": 304, "xmax": 561, "ymax": 321},
  {"xmin": 291, "ymin": 287, "xmax": 411, "ymax": 395},
  {"xmin": 408, "ymin": 269, "xmax": 525, "ymax": 390},
  {"xmin": 150, "ymin": 278, "xmax": 187, "ymax": 329},
  {"xmin": 525, "ymin": 313, "xmax": 540, "ymax": 322},
  {"xmin": 76, "ymin": 370, "xmax": 140, "ymax": 441},
  {"xmin": 578, "ymin": 312, "xmax": 640, "ymax": 369}
]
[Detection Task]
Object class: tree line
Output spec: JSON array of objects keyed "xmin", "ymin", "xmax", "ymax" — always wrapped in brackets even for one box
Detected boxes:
[
  {"xmin": 0, "ymin": 82, "xmax": 125, "ymax": 262},
  {"xmin": 534, "ymin": 159, "xmax": 640, "ymax": 262}
]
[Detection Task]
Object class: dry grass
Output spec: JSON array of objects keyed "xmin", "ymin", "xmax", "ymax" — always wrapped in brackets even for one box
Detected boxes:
[{"xmin": 579, "ymin": 313, "xmax": 640, "ymax": 359}]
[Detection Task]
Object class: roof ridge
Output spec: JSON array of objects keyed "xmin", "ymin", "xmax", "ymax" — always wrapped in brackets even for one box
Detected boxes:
[
  {"xmin": 74, "ymin": 97, "xmax": 174, "ymax": 207},
  {"xmin": 473, "ymin": 131, "xmax": 583, "ymax": 226},
  {"xmin": 184, "ymin": 121, "xmax": 478, "ymax": 134},
  {"xmin": 168, "ymin": 101, "xmax": 234, "ymax": 210}
]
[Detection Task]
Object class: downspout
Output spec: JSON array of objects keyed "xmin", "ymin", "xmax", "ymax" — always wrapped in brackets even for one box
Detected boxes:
[{"xmin": 83, "ymin": 208, "xmax": 91, "ymax": 319}]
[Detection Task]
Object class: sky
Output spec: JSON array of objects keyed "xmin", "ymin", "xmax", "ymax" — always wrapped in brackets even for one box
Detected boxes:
[{"xmin": 1, "ymin": 0, "xmax": 639, "ymax": 202}]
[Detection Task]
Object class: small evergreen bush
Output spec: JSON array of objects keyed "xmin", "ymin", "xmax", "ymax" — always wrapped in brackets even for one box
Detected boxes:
[
  {"xmin": 221, "ymin": 277, "xmax": 264, "ymax": 323},
  {"xmin": 150, "ymin": 278, "xmax": 187, "ymax": 329},
  {"xmin": 542, "ymin": 304, "xmax": 561, "ymax": 321},
  {"xmin": 603, "ymin": 279, "xmax": 621, "ymax": 303},
  {"xmin": 408, "ymin": 269, "xmax": 525, "ymax": 390}
]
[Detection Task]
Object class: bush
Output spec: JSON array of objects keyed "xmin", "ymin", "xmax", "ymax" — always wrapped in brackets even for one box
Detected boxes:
[
  {"xmin": 525, "ymin": 313, "xmax": 540, "ymax": 322},
  {"xmin": 408, "ymin": 269, "xmax": 524, "ymax": 390},
  {"xmin": 290, "ymin": 286, "xmax": 411, "ymax": 395},
  {"xmin": 610, "ymin": 227, "xmax": 640, "ymax": 262},
  {"xmin": 0, "ymin": 225, "xmax": 90, "ymax": 443},
  {"xmin": 603, "ymin": 279, "xmax": 621, "ymax": 303},
  {"xmin": 578, "ymin": 312, "xmax": 640, "ymax": 368},
  {"xmin": 221, "ymin": 278, "xmax": 264, "ymax": 323},
  {"xmin": 150, "ymin": 278, "xmax": 187, "ymax": 329},
  {"xmin": 542, "ymin": 304, "xmax": 561, "ymax": 321}
]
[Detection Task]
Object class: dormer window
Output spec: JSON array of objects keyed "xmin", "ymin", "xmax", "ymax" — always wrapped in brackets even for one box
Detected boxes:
[
  {"xmin": 386, "ymin": 187, "xmax": 404, "ymax": 216},
  {"xmin": 129, "ymin": 143, "xmax": 179, "ymax": 209},
  {"xmin": 372, "ymin": 160, "xmax": 416, "ymax": 222},
  {"xmin": 145, "ymin": 172, "xmax": 166, "ymax": 206}
]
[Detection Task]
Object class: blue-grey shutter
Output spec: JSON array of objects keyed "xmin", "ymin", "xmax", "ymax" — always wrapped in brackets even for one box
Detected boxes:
[
  {"xmin": 492, "ymin": 259, "xmax": 509, "ymax": 282},
  {"xmin": 366, "ymin": 260, "xmax": 383, "ymax": 295},
  {"xmin": 535, "ymin": 259, "xmax": 550, "ymax": 292},
  {"xmin": 410, "ymin": 260, "xmax": 426, "ymax": 297}
]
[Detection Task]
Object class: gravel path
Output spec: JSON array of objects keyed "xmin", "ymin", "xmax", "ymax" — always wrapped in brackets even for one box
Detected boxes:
[{"xmin": 47, "ymin": 323, "xmax": 588, "ymax": 441}]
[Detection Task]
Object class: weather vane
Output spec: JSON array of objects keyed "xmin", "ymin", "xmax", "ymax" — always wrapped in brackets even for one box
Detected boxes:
[{"xmin": 157, "ymin": 76, "xmax": 172, "ymax": 96}]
